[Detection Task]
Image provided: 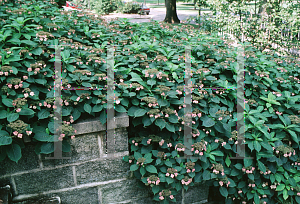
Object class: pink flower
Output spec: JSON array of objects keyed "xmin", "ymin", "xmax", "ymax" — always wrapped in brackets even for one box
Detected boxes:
[
  {"xmin": 71, "ymin": 135, "xmax": 75, "ymax": 139},
  {"xmin": 16, "ymin": 108, "xmax": 21, "ymax": 112},
  {"xmin": 27, "ymin": 68, "xmax": 32, "ymax": 72},
  {"xmin": 252, "ymin": 184, "xmax": 255, "ymax": 187},
  {"xmin": 159, "ymin": 196, "xmax": 164, "ymax": 200},
  {"xmin": 170, "ymin": 195, "xmax": 174, "ymax": 199},
  {"xmin": 219, "ymin": 181, "xmax": 223, "ymax": 186},
  {"xmin": 14, "ymin": 85, "xmax": 19, "ymax": 89},
  {"xmin": 4, "ymin": 72, "xmax": 8, "ymax": 76},
  {"xmin": 199, "ymin": 152, "xmax": 203, "ymax": 156},
  {"xmin": 26, "ymin": 131, "xmax": 32, "ymax": 135},
  {"xmin": 23, "ymin": 76, "xmax": 28, "ymax": 80},
  {"xmin": 24, "ymin": 93, "xmax": 29, "ymax": 98},
  {"xmin": 17, "ymin": 134, "xmax": 22, "ymax": 138},
  {"xmin": 13, "ymin": 131, "xmax": 18, "ymax": 136},
  {"xmin": 166, "ymin": 173, "xmax": 170, "ymax": 176},
  {"xmin": 135, "ymin": 143, "xmax": 138, "ymax": 146}
]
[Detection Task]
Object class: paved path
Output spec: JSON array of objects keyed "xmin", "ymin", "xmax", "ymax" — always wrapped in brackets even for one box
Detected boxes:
[{"xmin": 101, "ymin": 4, "xmax": 199, "ymax": 24}]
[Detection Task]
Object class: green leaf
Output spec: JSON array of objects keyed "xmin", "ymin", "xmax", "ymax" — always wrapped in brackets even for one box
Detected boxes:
[
  {"xmin": 155, "ymin": 119, "xmax": 166, "ymax": 130},
  {"xmin": 0, "ymin": 110, "xmax": 8, "ymax": 119},
  {"xmin": 201, "ymin": 115, "xmax": 215, "ymax": 127},
  {"xmin": 211, "ymin": 150, "xmax": 224, "ymax": 157},
  {"xmin": 72, "ymin": 108, "xmax": 81, "ymax": 121},
  {"xmin": 253, "ymin": 141, "xmax": 261, "ymax": 152},
  {"xmin": 147, "ymin": 79, "xmax": 156, "ymax": 87},
  {"xmin": 152, "ymin": 185, "xmax": 160, "ymax": 195},
  {"xmin": 203, "ymin": 170, "xmax": 210, "ymax": 180},
  {"xmin": 219, "ymin": 187, "xmax": 228, "ymax": 197},
  {"xmin": 140, "ymin": 166, "xmax": 146, "ymax": 176},
  {"xmin": 165, "ymin": 122, "xmax": 175, "ymax": 133},
  {"xmin": 142, "ymin": 115, "xmax": 152, "ymax": 127},
  {"xmin": 288, "ymin": 130, "xmax": 298, "ymax": 144},
  {"xmin": 134, "ymin": 152, "xmax": 142, "ymax": 160},
  {"xmin": 38, "ymin": 109, "xmax": 50, "ymax": 120},
  {"xmin": 99, "ymin": 110, "xmax": 106, "ymax": 125},
  {"xmin": 2, "ymin": 98, "xmax": 13, "ymax": 107},
  {"xmin": 134, "ymin": 109, "xmax": 147, "ymax": 118},
  {"xmin": 129, "ymin": 72, "xmax": 143, "ymax": 82},
  {"xmin": 130, "ymin": 164, "xmax": 139, "ymax": 171},
  {"xmin": 19, "ymin": 108, "xmax": 35, "ymax": 116},
  {"xmin": 283, "ymin": 189, "xmax": 288, "ymax": 200},
  {"xmin": 257, "ymin": 160, "xmax": 266, "ymax": 173},
  {"xmin": 7, "ymin": 143, "xmax": 21, "ymax": 163},
  {"xmin": 146, "ymin": 165, "xmax": 157, "ymax": 173},
  {"xmin": 92, "ymin": 104, "xmax": 103, "ymax": 113},
  {"xmin": 168, "ymin": 114, "xmax": 178, "ymax": 123},
  {"xmin": 40, "ymin": 142, "xmax": 54, "ymax": 154},
  {"xmin": 0, "ymin": 131, "xmax": 12, "ymax": 146},
  {"xmin": 84, "ymin": 104, "xmax": 92, "ymax": 114},
  {"xmin": 276, "ymin": 184, "xmax": 285, "ymax": 191},
  {"xmin": 62, "ymin": 140, "xmax": 71, "ymax": 152},
  {"xmin": 33, "ymin": 126, "xmax": 52, "ymax": 142},
  {"xmin": 7, "ymin": 113, "xmax": 19, "ymax": 122},
  {"xmin": 115, "ymin": 105, "xmax": 127, "ymax": 113},
  {"xmin": 166, "ymin": 177, "xmax": 174, "ymax": 184},
  {"xmin": 225, "ymin": 155, "xmax": 231, "ymax": 167},
  {"xmin": 82, "ymin": 82, "xmax": 92, "ymax": 87},
  {"xmin": 165, "ymin": 160, "xmax": 173, "ymax": 167},
  {"xmin": 35, "ymin": 79, "xmax": 47, "ymax": 85},
  {"xmin": 31, "ymin": 47, "xmax": 43, "ymax": 55}
]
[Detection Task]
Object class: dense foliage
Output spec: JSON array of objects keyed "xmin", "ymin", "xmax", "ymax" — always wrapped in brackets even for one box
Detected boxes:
[
  {"xmin": 1, "ymin": 0, "xmax": 300, "ymax": 204},
  {"xmin": 116, "ymin": 2, "xmax": 141, "ymax": 14},
  {"xmin": 196, "ymin": 0, "xmax": 300, "ymax": 57}
]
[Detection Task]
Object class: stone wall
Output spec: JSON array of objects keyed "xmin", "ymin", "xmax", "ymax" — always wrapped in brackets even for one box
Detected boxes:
[{"xmin": 0, "ymin": 112, "xmax": 209, "ymax": 204}]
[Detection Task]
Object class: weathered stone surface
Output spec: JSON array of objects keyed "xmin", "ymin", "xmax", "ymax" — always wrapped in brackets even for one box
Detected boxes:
[
  {"xmin": 72, "ymin": 112, "xmax": 129, "ymax": 136},
  {"xmin": 131, "ymin": 196, "xmax": 160, "ymax": 204},
  {"xmin": 183, "ymin": 182, "xmax": 209, "ymax": 203},
  {"xmin": 0, "ymin": 144, "xmax": 40, "ymax": 174},
  {"xmin": 18, "ymin": 196, "xmax": 61, "ymax": 204},
  {"xmin": 101, "ymin": 127, "xmax": 128, "ymax": 154},
  {"xmin": 14, "ymin": 166, "xmax": 74, "ymax": 194},
  {"xmin": 76, "ymin": 158, "xmax": 130, "ymax": 184},
  {"xmin": 41, "ymin": 132, "xmax": 100, "ymax": 167},
  {"xmin": 0, "ymin": 185, "xmax": 11, "ymax": 204},
  {"xmin": 51, "ymin": 187, "xmax": 99, "ymax": 204},
  {"xmin": 101, "ymin": 178, "xmax": 152, "ymax": 203}
]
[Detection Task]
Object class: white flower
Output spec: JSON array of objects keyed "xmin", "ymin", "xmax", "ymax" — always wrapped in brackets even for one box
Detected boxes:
[{"xmin": 30, "ymin": 92, "xmax": 35, "ymax": 96}]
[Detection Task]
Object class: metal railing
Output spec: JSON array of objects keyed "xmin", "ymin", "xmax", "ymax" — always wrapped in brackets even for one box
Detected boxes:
[{"xmin": 199, "ymin": 13, "xmax": 300, "ymax": 57}]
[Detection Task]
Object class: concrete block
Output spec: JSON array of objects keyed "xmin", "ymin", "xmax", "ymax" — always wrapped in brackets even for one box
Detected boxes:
[
  {"xmin": 14, "ymin": 167, "xmax": 74, "ymax": 194},
  {"xmin": 76, "ymin": 158, "xmax": 130, "ymax": 184},
  {"xmin": 41, "ymin": 133, "xmax": 100, "ymax": 167},
  {"xmin": 100, "ymin": 178, "xmax": 152, "ymax": 203}
]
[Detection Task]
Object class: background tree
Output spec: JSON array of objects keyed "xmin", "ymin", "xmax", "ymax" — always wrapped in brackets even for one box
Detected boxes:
[{"xmin": 164, "ymin": 0, "xmax": 180, "ymax": 23}]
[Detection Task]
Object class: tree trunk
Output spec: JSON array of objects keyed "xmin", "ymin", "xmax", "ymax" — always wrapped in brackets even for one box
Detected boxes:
[
  {"xmin": 258, "ymin": 0, "xmax": 268, "ymax": 17},
  {"xmin": 164, "ymin": 0, "xmax": 180, "ymax": 24}
]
